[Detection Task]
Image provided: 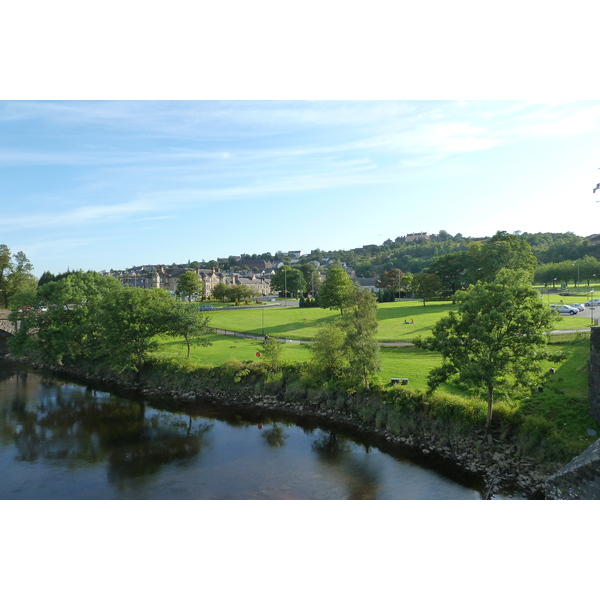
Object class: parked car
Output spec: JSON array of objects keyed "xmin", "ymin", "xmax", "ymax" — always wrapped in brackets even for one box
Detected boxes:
[
  {"xmin": 585, "ymin": 299, "xmax": 600, "ymax": 307},
  {"xmin": 569, "ymin": 303, "xmax": 585, "ymax": 312},
  {"xmin": 550, "ymin": 304, "xmax": 579, "ymax": 315}
]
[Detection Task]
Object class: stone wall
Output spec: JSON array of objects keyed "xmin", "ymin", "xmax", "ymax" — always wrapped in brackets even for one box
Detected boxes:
[
  {"xmin": 546, "ymin": 438, "xmax": 600, "ymax": 499},
  {"xmin": 0, "ymin": 330, "xmax": 10, "ymax": 355},
  {"xmin": 589, "ymin": 327, "xmax": 600, "ymax": 425}
]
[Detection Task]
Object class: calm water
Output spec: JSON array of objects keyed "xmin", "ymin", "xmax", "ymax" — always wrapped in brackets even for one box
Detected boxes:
[{"xmin": 0, "ymin": 361, "xmax": 486, "ymax": 500}]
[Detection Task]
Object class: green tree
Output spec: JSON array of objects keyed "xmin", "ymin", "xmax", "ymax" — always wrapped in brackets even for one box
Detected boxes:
[
  {"xmin": 298, "ymin": 263, "xmax": 321, "ymax": 297},
  {"xmin": 95, "ymin": 287, "xmax": 176, "ymax": 372},
  {"xmin": 427, "ymin": 251, "xmax": 470, "ymax": 295},
  {"xmin": 0, "ymin": 245, "xmax": 36, "ymax": 308},
  {"xmin": 9, "ymin": 271, "xmax": 122, "ymax": 365},
  {"xmin": 226, "ymin": 284, "xmax": 253, "ymax": 304},
  {"xmin": 340, "ymin": 286, "xmax": 381, "ymax": 390},
  {"xmin": 318, "ymin": 267, "xmax": 355, "ymax": 314},
  {"xmin": 270, "ymin": 266, "xmax": 306, "ymax": 298},
  {"xmin": 308, "ymin": 323, "xmax": 348, "ymax": 385},
  {"xmin": 411, "ymin": 273, "xmax": 443, "ymax": 306},
  {"xmin": 417, "ymin": 269, "xmax": 560, "ymax": 431},
  {"xmin": 166, "ymin": 303, "xmax": 212, "ymax": 359},
  {"xmin": 376, "ymin": 268, "xmax": 403, "ymax": 297},
  {"xmin": 259, "ymin": 335, "xmax": 284, "ymax": 372},
  {"xmin": 466, "ymin": 231, "xmax": 537, "ymax": 283},
  {"xmin": 211, "ymin": 282, "xmax": 230, "ymax": 302},
  {"xmin": 176, "ymin": 271, "xmax": 204, "ymax": 301}
]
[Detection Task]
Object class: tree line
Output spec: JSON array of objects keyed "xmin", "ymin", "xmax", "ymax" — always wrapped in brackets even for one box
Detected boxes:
[{"xmin": 8, "ymin": 271, "xmax": 212, "ymax": 370}]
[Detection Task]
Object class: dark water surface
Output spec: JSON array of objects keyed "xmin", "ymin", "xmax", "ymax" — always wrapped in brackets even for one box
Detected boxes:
[{"xmin": 0, "ymin": 361, "xmax": 486, "ymax": 500}]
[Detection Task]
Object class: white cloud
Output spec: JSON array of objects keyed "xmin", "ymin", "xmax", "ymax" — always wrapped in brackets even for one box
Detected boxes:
[{"xmin": 1, "ymin": 199, "xmax": 159, "ymax": 232}]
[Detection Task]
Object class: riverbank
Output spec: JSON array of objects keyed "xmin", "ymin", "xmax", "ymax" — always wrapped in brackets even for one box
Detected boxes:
[{"xmin": 4, "ymin": 355, "xmax": 564, "ymax": 499}]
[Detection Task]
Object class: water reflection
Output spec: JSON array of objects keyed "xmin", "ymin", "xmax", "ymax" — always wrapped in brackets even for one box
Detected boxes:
[{"xmin": 0, "ymin": 361, "xmax": 484, "ymax": 500}]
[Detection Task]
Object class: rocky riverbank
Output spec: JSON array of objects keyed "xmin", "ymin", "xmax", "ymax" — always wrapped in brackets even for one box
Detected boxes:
[
  {"xmin": 6, "ymin": 355, "xmax": 563, "ymax": 499},
  {"xmin": 146, "ymin": 385, "xmax": 559, "ymax": 499}
]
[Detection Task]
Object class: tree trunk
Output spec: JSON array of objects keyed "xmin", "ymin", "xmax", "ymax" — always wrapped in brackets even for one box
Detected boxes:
[{"xmin": 485, "ymin": 385, "xmax": 494, "ymax": 432}]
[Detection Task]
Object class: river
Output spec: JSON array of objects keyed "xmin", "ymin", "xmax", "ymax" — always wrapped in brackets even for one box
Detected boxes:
[{"xmin": 0, "ymin": 360, "xmax": 492, "ymax": 500}]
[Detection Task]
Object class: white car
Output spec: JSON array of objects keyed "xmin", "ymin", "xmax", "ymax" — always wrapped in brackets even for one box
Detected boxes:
[
  {"xmin": 585, "ymin": 299, "xmax": 600, "ymax": 307},
  {"xmin": 569, "ymin": 303, "xmax": 585, "ymax": 312},
  {"xmin": 550, "ymin": 304, "xmax": 579, "ymax": 315}
]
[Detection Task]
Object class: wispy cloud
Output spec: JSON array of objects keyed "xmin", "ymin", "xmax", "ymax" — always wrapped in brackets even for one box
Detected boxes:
[{"xmin": 1, "ymin": 199, "xmax": 160, "ymax": 232}]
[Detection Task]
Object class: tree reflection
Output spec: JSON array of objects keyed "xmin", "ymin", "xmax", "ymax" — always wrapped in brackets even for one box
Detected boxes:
[
  {"xmin": 311, "ymin": 431, "xmax": 381, "ymax": 499},
  {"xmin": 260, "ymin": 422, "xmax": 289, "ymax": 448},
  {"xmin": 107, "ymin": 415, "xmax": 213, "ymax": 485},
  {"xmin": 0, "ymin": 372, "xmax": 213, "ymax": 486}
]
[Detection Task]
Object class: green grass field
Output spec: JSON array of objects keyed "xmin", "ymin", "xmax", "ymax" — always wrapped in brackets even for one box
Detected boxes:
[
  {"xmin": 204, "ymin": 299, "xmax": 592, "ymax": 342},
  {"xmin": 154, "ymin": 301, "xmax": 597, "ymax": 455}
]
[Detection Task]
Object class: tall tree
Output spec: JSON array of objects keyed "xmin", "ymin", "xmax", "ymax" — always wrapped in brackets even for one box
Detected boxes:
[
  {"xmin": 340, "ymin": 286, "xmax": 381, "ymax": 390},
  {"xmin": 376, "ymin": 268, "xmax": 403, "ymax": 297},
  {"xmin": 259, "ymin": 335, "xmax": 285, "ymax": 372},
  {"xmin": 166, "ymin": 303, "xmax": 212, "ymax": 359},
  {"xmin": 466, "ymin": 231, "xmax": 537, "ymax": 283},
  {"xmin": 0, "ymin": 245, "xmax": 36, "ymax": 308},
  {"xmin": 8, "ymin": 271, "xmax": 122, "ymax": 365},
  {"xmin": 211, "ymin": 282, "xmax": 230, "ymax": 302},
  {"xmin": 94, "ymin": 287, "xmax": 177, "ymax": 372},
  {"xmin": 411, "ymin": 273, "xmax": 443, "ymax": 306},
  {"xmin": 318, "ymin": 267, "xmax": 355, "ymax": 315},
  {"xmin": 309, "ymin": 323, "xmax": 349, "ymax": 385},
  {"xmin": 417, "ymin": 269, "xmax": 560, "ymax": 431},
  {"xmin": 176, "ymin": 271, "xmax": 204, "ymax": 301},
  {"xmin": 298, "ymin": 263, "xmax": 321, "ymax": 297},
  {"xmin": 269, "ymin": 266, "xmax": 306, "ymax": 298}
]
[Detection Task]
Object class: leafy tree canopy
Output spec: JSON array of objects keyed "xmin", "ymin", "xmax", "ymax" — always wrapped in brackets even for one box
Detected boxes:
[
  {"xmin": 417, "ymin": 268, "xmax": 560, "ymax": 431},
  {"xmin": 318, "ymin": 267, "xmax": 355, "ymax": 314}
]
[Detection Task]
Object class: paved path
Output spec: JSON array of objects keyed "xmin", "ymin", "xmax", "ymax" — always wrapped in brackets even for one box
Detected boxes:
[{"xmin": 212, "ymin": 325, "xmax": 592, "ymax": 347}]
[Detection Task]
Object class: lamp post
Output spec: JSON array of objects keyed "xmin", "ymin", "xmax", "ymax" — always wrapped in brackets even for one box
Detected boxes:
[{"xmin": 591, "ymin": 274, "xmax": 597, "ymax": 327}]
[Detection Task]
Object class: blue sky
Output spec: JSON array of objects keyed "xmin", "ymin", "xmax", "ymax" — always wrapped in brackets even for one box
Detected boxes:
[{"xmin": 2, "ymin": 100, "xmax": 600, "ymax": 277}]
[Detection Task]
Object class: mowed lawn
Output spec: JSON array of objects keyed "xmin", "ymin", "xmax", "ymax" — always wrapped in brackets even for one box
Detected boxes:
[
  {"xmin": 204, "ymin": 299, "xmax": 591, "ymax": 342},
  {"xmin": 155, "ymin": 297, "xmax": 590, "ymax": 397},
  {"xmin": 155, "ymin": 332, "xmax": 450, "ymax": 391},
  {"xmin": 206, "ymin": 301, "xmax": 457, "ymax": 342}
]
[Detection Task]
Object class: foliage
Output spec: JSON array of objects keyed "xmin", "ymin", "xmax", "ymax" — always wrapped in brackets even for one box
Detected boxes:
[
  {"xmin": 340, "ymin": 286, "xmax": 381, "ymax": 390},
  {"xmin": 416, "ymin": 268, "xmax": 561, "ymax": 431},
  {"xmin": 427, "ymin": 231, "xmax": 537, "ymax": 295},
  {"xmin": 308, "ymin": 323, "xmax": 348, "ymax": 384},
  {"xmin": 297, "ymin": 262, "xmax": 321, "ymax": 296},
  {"xmin": 176, "ymin": 270, "xmax": 204, "ymax": 301},
  {"xmin": 270, "ymin": 265, "xmax": 306, "ymax": 298},
  {"xmin": 166, "ymin": 302, "xmax": 212, "ymax": 359},
  {"xmin": 9, "ymin": 271, "xmax": 122, "ymax": 365},
  {"xmin": 211, "ymin": 281, "xmax": 230, "ymax": 302},
  {"xmin": 377, "ymin": 268, "xmax": 403, "ymax": 294},
  {"xmin": 411, "ymin": 273, "xmax": 443, "ymax": 306},
  {"xmin": 259, "ymin": 335, "xmax": 285, "ymax": 372},
  {"xmin": 0, "ymin": 244, "xmax": 36, "ymax": 308},
  {"xmin": 226, "ymin": 283, "xmax": 253, "ymax": 304},
  {"xmin": 9, "ymin": 271, "xmax": 214, "ymax": 373},
  {"xmin": 534, "ymin": 255, "xmax": 600, "ymax": 287},
  {"xmin": 318, "ymin": 267, "xmax": 355, "ymax": 314}
]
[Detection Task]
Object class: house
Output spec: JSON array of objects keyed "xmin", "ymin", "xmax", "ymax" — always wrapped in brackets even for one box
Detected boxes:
[{"xmin": 396, "ymin": 232, "xmax": 429, "ymax": 243}]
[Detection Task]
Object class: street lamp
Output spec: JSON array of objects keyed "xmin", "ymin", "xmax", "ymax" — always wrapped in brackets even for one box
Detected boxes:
[{"xmin": 591, "ymin": 274, "xmax": 597, "ymax": 327}]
